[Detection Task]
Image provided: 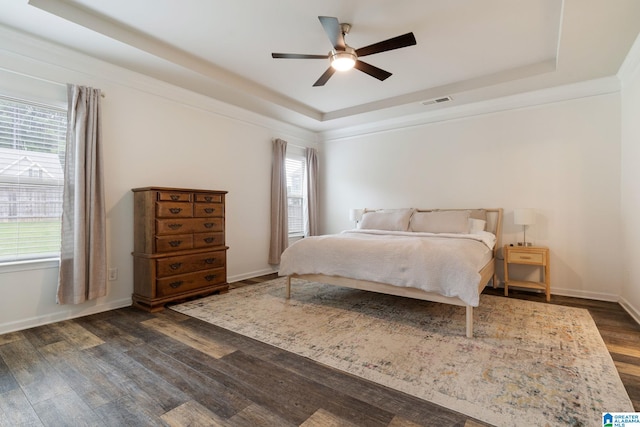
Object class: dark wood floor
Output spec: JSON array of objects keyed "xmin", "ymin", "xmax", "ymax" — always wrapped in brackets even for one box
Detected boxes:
[{"xmin": 0, "ymin": 274, "xmax": 638, "ymax": 426}]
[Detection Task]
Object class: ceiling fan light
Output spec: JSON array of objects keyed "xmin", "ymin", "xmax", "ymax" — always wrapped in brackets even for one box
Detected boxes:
[{"xmin": 330, "ymin": 49, "xmax": 357, "ymax": 71}]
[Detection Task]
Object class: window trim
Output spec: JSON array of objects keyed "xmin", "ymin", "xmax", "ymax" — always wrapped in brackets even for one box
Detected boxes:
[{"xmin": 0, "ymin": 257, "xmax": 60, "ymax": 274}]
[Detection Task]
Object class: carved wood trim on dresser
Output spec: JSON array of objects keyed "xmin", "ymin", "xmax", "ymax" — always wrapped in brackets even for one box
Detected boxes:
[{"xmin": 131, "ymin": 187, "xmax": 229, "ymax": 312}]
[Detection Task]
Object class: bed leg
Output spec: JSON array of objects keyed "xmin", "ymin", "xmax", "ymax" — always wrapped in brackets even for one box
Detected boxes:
[
  {"xmin": 466, "ymin": 306, "xmax": 473, "ymax": 338},
  {"xmin": 286, "ymin": 276, "xmax": 291, "ymax": 299}
]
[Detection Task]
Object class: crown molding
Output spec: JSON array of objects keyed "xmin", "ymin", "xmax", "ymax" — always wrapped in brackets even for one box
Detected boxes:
[
  {"xmin": 319, "ymin": 76, "xmax": 621, "ymax": 142},
  {"xmin": 618, "ymin": 32, "xmax": 640, "ymax": 85},
  {"xmin": 0, "ymin": 25, "xmax": 317, "ymax": 143},
  {"xmin": 27, "ymin": 0, "xmax": 321, "ymax": 122}
]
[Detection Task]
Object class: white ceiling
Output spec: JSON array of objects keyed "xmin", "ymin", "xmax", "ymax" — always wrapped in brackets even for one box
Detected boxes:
[{"xmin": 1, "ymin": 0, "xmax": 639, "ymax": 133}]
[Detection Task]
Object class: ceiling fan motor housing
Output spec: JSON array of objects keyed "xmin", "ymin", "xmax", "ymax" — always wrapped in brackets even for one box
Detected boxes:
[{"xmin": 340, "ymin": 23, "xmax": 351, "ymax": 35}]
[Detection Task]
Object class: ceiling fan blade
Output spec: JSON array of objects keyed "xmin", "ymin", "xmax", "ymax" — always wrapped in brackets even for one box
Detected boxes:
[
  {"xmin": 318, "ymin": 16, "xmax": 346, "ymax": 50},
  {"xmin": 355, "ymin": 32, "xmax": 417, "ymax": 57},
  {"xmin": 313, "ymin": 67, "xmax": 336, "ymax": 87},
  {"xmin": 272, "ymin": 53, "xmax": 328, "ymax": 59},
  {"xmin": 354, "ymin": 60, "xmax": 392, "ymax": 81}
]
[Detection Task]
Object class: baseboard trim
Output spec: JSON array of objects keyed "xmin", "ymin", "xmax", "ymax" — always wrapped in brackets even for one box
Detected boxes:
[
  {"xmin": 0, "ymin": 268, "xmax": 279, "ymax": 334},
  {"xmin": 0, "ymin": 297, "xmax": 132, "ymax": 335},
  {"xmin": 549, "ymin": 287, "xmax": 620, "ymax": 303},
  {"xmin": 491, "ymin": 282, "xmax": 620, "ymax": 302},
  {"xmin": 618, "ymin": 296, "xmax": 640, "ymax": 327},
  {"xmin": 228, "ymin": 267, "xmax": 278, "ymax": 283}
]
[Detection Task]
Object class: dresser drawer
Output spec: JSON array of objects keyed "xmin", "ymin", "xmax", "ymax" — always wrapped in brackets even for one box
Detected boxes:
[
  {"xmin": 158, "ymin": 191, "xmax": 191, "ymax": 202},
  {"xmin": 193, "ymin": 232, "xmax": 224, "ymax": 248},
  {"xmin": 156, "ymin": 267, "xmax": 226, "ymax": 297},
  {"xmin": 156, "ymin": 234, "xmax": 193, "ymax": 252},
  {"xmin": 156, "ymin": 218, "xmax": 193, "ymax": 235},
  {"xmin": 156, "ymin": 218, "xmax": 224, "ymax": 235},
  {"xmin": 194, "ymin": 193, "xmax": 222, "ymax": 203},
  {"xmin": 192, "ymin": 218, "xmax": 223, "ymax": 233},
  {"xmin": 156, "ymin": 250, "xmax": 226, "ymax": 277},
  {"xmin": 156, "ymin": 202, "xmax": 193, "ymax": 218},
  {"xmin": 194, "ymin": 203, "xmax": 223, "ymax": 217},
  {"xmin": 507, "ymin": 251, "xmax": 544, "ymax": 264}
]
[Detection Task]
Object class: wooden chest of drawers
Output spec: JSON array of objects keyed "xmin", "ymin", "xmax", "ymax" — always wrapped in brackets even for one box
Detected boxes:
[{"xmin": 131, "ymin": 187, "xmax": 229, "ymax": 312}]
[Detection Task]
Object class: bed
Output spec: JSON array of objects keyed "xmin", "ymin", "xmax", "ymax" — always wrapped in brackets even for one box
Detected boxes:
[{"xmin": 278, "ymin": 208, "xmax": 503, "ymax": 338}]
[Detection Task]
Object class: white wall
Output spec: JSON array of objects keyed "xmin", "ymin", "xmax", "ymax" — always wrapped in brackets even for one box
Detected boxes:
[
  {"xmin": 620, "ymin": 36, "xmax": 640, "ymax": 324},
  {"xmin": 319, "ymin": 93, "xmax": 623, "ymax": 302},
  {"xmin": 0, "ymin": 27, "xmax": 316, "ymax": 333}
]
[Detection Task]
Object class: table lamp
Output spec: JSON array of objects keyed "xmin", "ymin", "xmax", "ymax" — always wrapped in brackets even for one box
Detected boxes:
[
  {"xmin": 514, "ymin": 208, "xmax": 535, "ymax": 246},
  {"xmin": 349, "ymin": 208, "xmax": 364, "ymax": 228}
]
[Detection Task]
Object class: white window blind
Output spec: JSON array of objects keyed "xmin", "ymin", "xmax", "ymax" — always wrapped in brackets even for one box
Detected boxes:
[
  {"xmin": 0, "ymin": 96, "xmax": 67, "ymax": 263},
  {"xmin": 285, "ymin": 154, "xmax": 306, "ymax": 236}
]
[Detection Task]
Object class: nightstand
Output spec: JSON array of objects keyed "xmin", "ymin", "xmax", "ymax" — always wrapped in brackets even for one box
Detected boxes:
[{"xmin": 503, "ymin": 245, "xmax": 550, "ymax": 302}]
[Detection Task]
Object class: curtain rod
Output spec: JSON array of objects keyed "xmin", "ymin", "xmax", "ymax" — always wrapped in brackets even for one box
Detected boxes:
[{"xmin": 273, "ymin": 138, "xmax": 313, "ymax": 151}]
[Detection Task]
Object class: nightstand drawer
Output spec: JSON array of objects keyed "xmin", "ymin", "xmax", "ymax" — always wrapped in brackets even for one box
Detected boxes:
[{"xmin": 507, "ymin": 251, "xmax": 544, "ymax": 264}]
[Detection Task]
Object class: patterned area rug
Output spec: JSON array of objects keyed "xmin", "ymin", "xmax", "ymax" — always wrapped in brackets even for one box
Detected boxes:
[{"xmin": 171, "ymin": 278, "xmax": 633, "ymax": 426}]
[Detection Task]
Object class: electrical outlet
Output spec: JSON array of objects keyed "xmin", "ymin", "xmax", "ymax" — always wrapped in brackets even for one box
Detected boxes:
[{"xmin": 108, "ymin": 268, "xmax": 118, "ymax": 281}]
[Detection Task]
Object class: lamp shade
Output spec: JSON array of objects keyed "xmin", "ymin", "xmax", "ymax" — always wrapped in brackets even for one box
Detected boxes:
[
  {"xmin": 514, "ymin": 208, "xmax": 536, "ymax": 226},
  {"xmin": 330, "ymin": 47, "xmax": 357, "ymax": 71},
  {"xmin": 349, "ymin": 208, "xmax": 364, "ymax": 222}
]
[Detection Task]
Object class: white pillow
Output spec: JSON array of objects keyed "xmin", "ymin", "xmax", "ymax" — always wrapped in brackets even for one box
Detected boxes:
[
  {"xmin": 410, "ymin": 210, "xmax": 470, "ymax": 233},
  {"xmin": 468, "ymin": 218, "xmax": 486, "ymax": 234},
  {"xmin": 359, "ymin": 208, "xmax": 414, "ymax": 231}
]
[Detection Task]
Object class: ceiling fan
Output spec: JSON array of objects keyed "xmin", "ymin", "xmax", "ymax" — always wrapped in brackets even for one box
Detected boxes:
[{"xmin": 271, "ymin": 16, "xmax": 417, "ymax": 87}]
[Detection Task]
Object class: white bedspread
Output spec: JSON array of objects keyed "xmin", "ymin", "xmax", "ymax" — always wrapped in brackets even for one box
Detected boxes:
[{"xmin": 278, "ymin": 230, "xmax": 496, "ymax": 306}]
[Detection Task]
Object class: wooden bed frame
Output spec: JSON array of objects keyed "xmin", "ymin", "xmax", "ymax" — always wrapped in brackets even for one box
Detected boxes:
[{"xmin": 285, "ymin": 208, "xmax": 503, "ymax": 338}]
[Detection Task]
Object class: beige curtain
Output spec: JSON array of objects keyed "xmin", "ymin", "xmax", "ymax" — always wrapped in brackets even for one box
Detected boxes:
[
  {"xmin": 305, "ymin": 147, "xmax": 319, "ymax": 236},
  {"xmin": 268, "ymin": 138, "xmax": 288, "ymax": 264},
  {"xmin": 57, "ymin": 84, "xmax": 107, "ymax": 304}
]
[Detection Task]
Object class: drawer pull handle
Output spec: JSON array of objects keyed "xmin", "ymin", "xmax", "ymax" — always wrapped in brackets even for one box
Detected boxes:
[
  {"xmin": 520, "ymin": 256, "xmax": 532, "ymax": 259},
  {"xmin": 204, "ymin": 237, "xmax": 215, "ymax": 244},
  {"xmin": 168, "ymin": 223, "xmax": 183, "ymax": 230},
  {"xmin": 170, "ymin": 195, "xmax": 180, "ymax": 201},
  {"xmin": 204, "ymin": 222, "xmax": 215, "ymax": 228},
  {"xmin": 169, "ymin": 281, "xmax": 184, "ymax": 288},
  {"xmin": 204, "ymin": 196, "xmax": 213, "ymax": 202},
  {"xmin": 204, "ymin": 208, "xmax": 215, "ymax": 214},
  {"xmin": 169, "ymin": 208, "xmax": 182, "ymax": 214},
  {"xmin": 204, "ymin": 258, "xmax": 216, "ymax": 264},
  {"xmin": 169, "ymin": 240, "xmax": 182, "ymax": 247},
  {"xmin": 169, "ymin": 263, "xmax": 182, "ymax": 270},
  {"xmin": 205, "ymin": 274, "xmax": 217, "ymax": 281}
]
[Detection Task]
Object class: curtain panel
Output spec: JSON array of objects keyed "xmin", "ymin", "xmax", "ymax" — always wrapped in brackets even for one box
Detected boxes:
[
  {"xmin": 57, "ymin": 84, "xmax": 107, "ymax": 304},
  {"xmin": 305, "ymin": 147, "xmax": 319, "ymax": 236},
  {"xmin": 268, "ymin": 138, "xmax": 288, "ymax": 264}
]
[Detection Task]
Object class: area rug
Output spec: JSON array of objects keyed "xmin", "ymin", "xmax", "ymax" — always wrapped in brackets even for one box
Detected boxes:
[{"xmin": 171, "ymin": 278, "xmax": 633, "ymax": 426}]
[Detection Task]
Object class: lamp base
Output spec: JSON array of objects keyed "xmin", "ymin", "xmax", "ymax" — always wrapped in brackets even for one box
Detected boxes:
[{"xmin": 517, "ymin": 242, "xmax": 533, "ymax": 247}]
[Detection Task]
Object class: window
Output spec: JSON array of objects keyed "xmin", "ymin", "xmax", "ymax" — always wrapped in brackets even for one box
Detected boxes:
[
  {"xmin": 285, "ymin": 153, "xmax": 306, "ymax": 237},
  {"xmin": 0, "ymin": 96, "xmax": 67, "ymax": 263}
]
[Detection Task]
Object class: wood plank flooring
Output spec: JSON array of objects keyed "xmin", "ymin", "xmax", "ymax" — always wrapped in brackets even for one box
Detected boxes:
[{"xmin": 0, "ymin": 273, "xmax": 638, "ymax": 426}]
